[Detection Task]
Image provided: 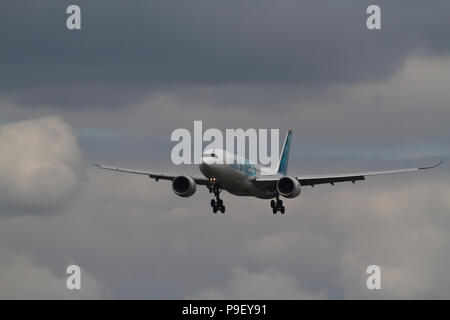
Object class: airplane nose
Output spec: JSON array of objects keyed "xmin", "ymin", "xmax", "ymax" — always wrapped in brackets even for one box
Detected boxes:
[{"xmin": 202, "ymin": 156, "xmax": 214, "ymax": 165}]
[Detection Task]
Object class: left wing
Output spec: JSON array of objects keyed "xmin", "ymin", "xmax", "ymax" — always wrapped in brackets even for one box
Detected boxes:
[
  {"xmin": 94, "ymin": 163, "xmax": 210, "ymax": 185},
  {"xmin": 255, "ymin": 161, "xmax": 442, "ymax": 187}
]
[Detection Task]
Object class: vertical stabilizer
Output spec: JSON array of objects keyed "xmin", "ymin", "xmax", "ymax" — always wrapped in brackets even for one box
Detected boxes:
[{"xmin": 277, "ymin": 130, "xmax": 292, "ymax": 175}]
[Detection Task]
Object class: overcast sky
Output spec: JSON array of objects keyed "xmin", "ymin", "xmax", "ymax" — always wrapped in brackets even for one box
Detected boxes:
[{"xmin": 0, "ymin": 0, "xmax": 449, "ymax": 299}]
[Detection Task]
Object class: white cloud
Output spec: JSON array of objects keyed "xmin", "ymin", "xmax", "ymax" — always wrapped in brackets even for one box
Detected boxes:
[
  {"xmin": 0, "ymin": 116, "xmax": 82, "ymax": 214},
  {"xmin": 0, "ymin": 253, "xmax": 101, "ymax": 299},
  {"xmin": 191, "ymin": 267, "xmax": 327, "ymax": 299}
]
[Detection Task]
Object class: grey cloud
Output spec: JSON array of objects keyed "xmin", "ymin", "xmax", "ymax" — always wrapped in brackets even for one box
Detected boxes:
[
  {"xmin": 0, "ymin": 116, "xmax": 83, "ymax": 214},
  {"xmin": 44, "ymin": 56, "xmax": 448, "ymax": 161},
  {"xmin": 1, "ymin": 1, "xmax": 450, "ymax": 108},
  {"xmin": 3, "ymin": 55, "xmax": 449, "ymax": 160}
]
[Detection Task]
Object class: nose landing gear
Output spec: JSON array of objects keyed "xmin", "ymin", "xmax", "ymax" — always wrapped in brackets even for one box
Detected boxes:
[
  {"xmin": 210, "ymin": 184, "xmax": 225, "ymax": 214},
  {"xmin": 270, "ymin": 196, "xmax": 285, "ymax": 214}
]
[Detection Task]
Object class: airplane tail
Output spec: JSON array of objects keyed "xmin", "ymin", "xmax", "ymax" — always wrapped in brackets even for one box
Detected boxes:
[{"xmin": 276, "ymin": 130, "xmax": 292, "ymax": 175}]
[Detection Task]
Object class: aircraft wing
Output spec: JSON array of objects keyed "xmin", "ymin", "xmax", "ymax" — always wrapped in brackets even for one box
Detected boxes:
[
  {"xmin": 94, "ymin": 163, "xmax": 210, "ymax": 185},
  {"xmin": 255, "ymin": 161, "xmax": 442, "ymax": 187}
]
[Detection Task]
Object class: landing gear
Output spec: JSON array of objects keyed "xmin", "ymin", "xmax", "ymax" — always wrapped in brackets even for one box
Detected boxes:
[
  {"xmin": 210, "ymin": 184, "xmax": 225, "ymax": 214},
  {"xmin": 271, "ymin": 196, "xmax": 285, "ymax": 214}
]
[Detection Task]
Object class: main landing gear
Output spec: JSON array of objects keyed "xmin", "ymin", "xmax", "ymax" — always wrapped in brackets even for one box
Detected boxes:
[
  {"xmin": 209, "ymin": 184, "xmax": 225, "ymax": 214},
  {"xmin": 270, "ymin": 195, "xmax": 285, "ymax": 214}
]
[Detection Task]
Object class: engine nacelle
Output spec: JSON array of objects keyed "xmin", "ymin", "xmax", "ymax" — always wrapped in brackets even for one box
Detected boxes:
[
  {"xmin": 276, "ymin": 176, "xmax": 301, "ymax": 198},
  {"xmin": 172, "ymin": 175, "xmax": 197, "ymax": 197}
]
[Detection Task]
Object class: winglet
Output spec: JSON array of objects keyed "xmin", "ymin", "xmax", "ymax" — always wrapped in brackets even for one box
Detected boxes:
[{"xmin": 419, "ymin": 160, "xmax": 443, "ymax": 170}]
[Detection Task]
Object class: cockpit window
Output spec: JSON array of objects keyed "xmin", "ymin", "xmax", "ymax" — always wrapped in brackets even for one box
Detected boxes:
[{"xmin": 203, "ymin": 153, "xmax": 218, "ymax": 158}]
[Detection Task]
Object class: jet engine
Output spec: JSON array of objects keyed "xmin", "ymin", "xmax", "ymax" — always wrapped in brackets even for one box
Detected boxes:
[
  {"xmin": 276, "ymin": 176, "xmax": 301, "ymax": 198},
  {"xmin": 172, "ymin": 175, "xmax": 197, "ymax": 197}
]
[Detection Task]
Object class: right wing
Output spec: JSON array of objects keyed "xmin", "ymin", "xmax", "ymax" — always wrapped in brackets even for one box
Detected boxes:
[
  {"xmin": 255, "ymin": 161, "xmax": 442, "ymax": 187},
  {"xmin": 93, "ymin": 163, "xmax": 210, "ymax": 185},
  {"xmin": 297, "ymin": 161, "xmax": 442, "ymax": 186}
]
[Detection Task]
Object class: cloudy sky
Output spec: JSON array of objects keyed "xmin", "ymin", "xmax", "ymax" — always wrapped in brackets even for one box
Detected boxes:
[{"xmin": 0, "ymin": 0, "xmax": 449, "ymax": 299}]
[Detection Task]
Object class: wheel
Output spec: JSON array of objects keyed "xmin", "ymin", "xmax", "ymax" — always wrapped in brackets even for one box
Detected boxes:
[
  {"xmin": 280, "ymin": 206, "xmax": 285, "ymax": 214},
  {"xmin": 270, "ymin": 200, "xmax": 276, "ymax": 208},
  {"xmin": 220, "ymin": 206, "xmax": 225, "ymax": 214},
  {"xmin": 217, "ymin": 199, "xmax": 223, "ymax": 206},
  {"xmin": 272, "ymin": 207, "xmax": 277, "ymax": 214},
  {"xmin": 279, "ymin": 199, "xmax": 283, "ymax": 206},
  {"xmin": 213, "ymin": 206, "xmax": 218, "ymax": 213},
  {"xmin": 211, "ymin": 199, "xmax": 216, "ymax": 207}
]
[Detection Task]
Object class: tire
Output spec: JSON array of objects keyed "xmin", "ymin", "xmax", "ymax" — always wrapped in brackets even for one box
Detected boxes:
[
  {"xmin": 213, "ymin": 206, "xmax": 218, "ymax": 214},
  {"xmin": 211, "ymin": 199, "xmax": 216, "ymax": 207},
  {"xmin": 218, "ymin": 199, "xmax": 223, "ymax": 206},
  {"xmin": 270, "ymin": 200, "xmax": 276, "ymax": 208},
  {"xmin": 279, "ymin": 199, "xmax": 283, "ymax": 206},
  {"xmin": 280, "ymin": 206, "xmax": 285, "ymax": 214},
  {"xmin": 272, "ymin": 207, "xmax": 277, "ymax": 214},
  {"xmin": 220, "ymin": 206, "xmax": 225, "ymax": 214}
]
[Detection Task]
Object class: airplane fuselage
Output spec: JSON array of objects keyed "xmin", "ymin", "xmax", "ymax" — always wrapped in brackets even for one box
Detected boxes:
[{"xmin": 199, "ymin": 149, "xmax": 278, "ymax": 199}]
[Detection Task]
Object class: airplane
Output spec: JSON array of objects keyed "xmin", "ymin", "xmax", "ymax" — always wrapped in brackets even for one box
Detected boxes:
[{"xmin": 94, "ymin": 130, "xmax": 442, "ymax": 214}]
